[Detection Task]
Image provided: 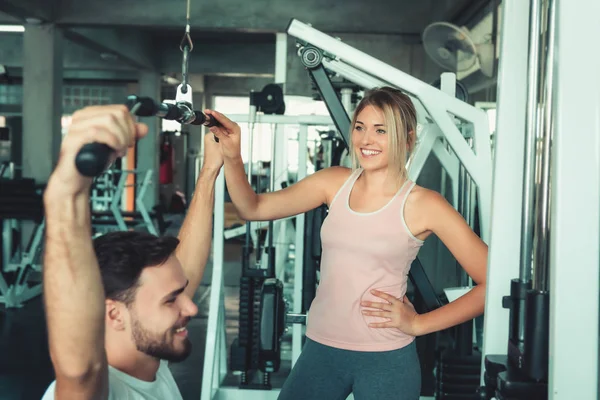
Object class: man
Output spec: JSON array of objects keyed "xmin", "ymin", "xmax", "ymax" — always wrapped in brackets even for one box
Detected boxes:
[{"xmin": 40, "ymin": 104, "xmax": 224, "ymax": 399}]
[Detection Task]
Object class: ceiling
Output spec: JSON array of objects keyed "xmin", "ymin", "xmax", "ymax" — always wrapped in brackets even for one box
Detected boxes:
[
  {"xmin": 1, "ymin": 0, "xmax": 486, "ymax": 34},
  {"xmin": 0, "ymin": 0, "xmax": 495, "ymax": 92}
]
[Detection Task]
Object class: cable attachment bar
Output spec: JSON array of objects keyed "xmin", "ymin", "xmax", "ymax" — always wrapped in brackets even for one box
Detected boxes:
[
  {"xmin": 179, "ymin": 0, "xmax": 194, "ymax": 94},
  {"xmin": 180, "ymin": 30, "xmax": 193, "ymax": 94}
]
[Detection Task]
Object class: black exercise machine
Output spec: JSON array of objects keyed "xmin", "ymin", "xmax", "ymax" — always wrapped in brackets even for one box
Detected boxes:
[{"xmin": 229, "ymin": 84, "xmax": 288, "ymax": 390}]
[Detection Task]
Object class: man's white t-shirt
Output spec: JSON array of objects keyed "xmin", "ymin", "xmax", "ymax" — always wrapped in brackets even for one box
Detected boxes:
[{"xmin": 41, "ymin": 360, "xmax": 183, "ymax": 400}]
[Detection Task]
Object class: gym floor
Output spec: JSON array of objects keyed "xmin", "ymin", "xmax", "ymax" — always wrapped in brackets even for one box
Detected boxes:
[{"xmin": 0, "ymin": 218, "xmax": 292, "ymax": 400}]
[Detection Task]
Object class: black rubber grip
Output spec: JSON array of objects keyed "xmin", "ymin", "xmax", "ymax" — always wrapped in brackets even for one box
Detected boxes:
[
  {"xmin": 75, "ymin": 142, "xmax": 113, "ymax": 177},
  {"xmin": 126, "ymin": 95, "xmax": 157, "ymax": 116},
  {"xmin": 164, "ymin": 103, "xmax": 182, "ymax": 120},
  {"xmin": 75, "ymin": 96, "xmax": 150, "ymax": 177},
  {"xmin": 190, "ymin": 111, "xmax": 222, "ymax": 142},
  {"xmin": 204, "ymin": 113, "xmax": 222, "ymax": 128},
  {"xmin": 190, "ymin": 111, "xmax": 222, "ymax": 127}
]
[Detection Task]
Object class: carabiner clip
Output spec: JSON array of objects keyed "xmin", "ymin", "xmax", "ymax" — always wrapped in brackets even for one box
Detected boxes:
[
  {"xmin": 180, "ymin": 25, "xmax": 194, "ymax": 94},
  {"xmin": 179, "ymin": 24, "xmax": 194, "ymax": 53}
]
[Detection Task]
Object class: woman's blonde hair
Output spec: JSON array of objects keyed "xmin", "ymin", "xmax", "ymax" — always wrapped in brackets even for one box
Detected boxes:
[{"xmin": 350, "ymin": 86, "xmax": 417, "ymax": 182}]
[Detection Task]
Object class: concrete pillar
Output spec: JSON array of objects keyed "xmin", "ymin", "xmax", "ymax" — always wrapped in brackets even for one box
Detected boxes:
[
  {"xmin": 137, "ymin": 71, "xmax": 161, "ymax": 211},
  {"xmin": 22, "ymin": 24, "xmax": 63, "ymax": 182}
]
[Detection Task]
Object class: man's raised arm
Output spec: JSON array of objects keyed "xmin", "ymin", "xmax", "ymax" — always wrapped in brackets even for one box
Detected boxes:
[
  {"xmin": 177, "ymin": 131, "xmax": 224, "ymax": 299},
  {"xmin": 43, "ymin": 105, "xmax": 147, "ymax": 399}
]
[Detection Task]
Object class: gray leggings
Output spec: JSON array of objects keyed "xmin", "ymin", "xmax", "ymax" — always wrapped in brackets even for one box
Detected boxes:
[{"xmin": 278, "ymin": 339, "xmax": 421, "ymax": 400}]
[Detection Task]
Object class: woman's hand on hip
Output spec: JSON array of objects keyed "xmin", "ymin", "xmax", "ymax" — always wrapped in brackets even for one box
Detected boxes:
[{"xmin": 361, "ymin": 290, "xmax": 423, "ymax": 336}]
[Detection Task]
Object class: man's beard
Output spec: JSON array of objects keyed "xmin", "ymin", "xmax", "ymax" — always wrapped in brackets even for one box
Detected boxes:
[{"xmin": 130, "ymin": 315, "xmax": 192, "ymax": 363}]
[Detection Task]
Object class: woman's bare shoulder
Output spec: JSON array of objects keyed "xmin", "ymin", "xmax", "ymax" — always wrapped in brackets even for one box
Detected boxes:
[
  {"xmin": 316, "ymin": 166, "xmax": 353, "ymax": 204},
  {"xmin": 407, "ymin": 183, "xmax": 455, "ymax": 218}
]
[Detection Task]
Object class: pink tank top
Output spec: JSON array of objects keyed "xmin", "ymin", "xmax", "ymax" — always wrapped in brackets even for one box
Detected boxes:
[{"xmin": 305, "ymin": 168, "xmax": 424, "ymax": 351}]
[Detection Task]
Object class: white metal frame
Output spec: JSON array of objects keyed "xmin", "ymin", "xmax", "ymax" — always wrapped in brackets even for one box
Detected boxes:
[
  {"xmin": 479, "ymin": 0, "xmax": 530, "ymax": 382},
  {"xmin": 201, "ymin": 114, "xmax": 333, "ymax": 400},
  {"xmin": 203, "ymin": 5, "xmax": 600, "ymax": 399},
  {"xmin": 287, "ymin": 22, "xmax": 502, "ymax": 384},
  {"xmin": 322, "ymin": 58, "xmax": 461, "ymax": 207},
  {"xmin": 91, "ymin": 169, "xmax": 158, "ymax": 235},
  {"xmin": 202, "ymin": 20, "xmax": 494, "ymax": 399},
  {"xmin": 287, "ymin": 19, "xmax": 493, "ymax": 244},
  {"xmin": 548, "ymin": 0, "xmax": 599, "ymax": 397}
]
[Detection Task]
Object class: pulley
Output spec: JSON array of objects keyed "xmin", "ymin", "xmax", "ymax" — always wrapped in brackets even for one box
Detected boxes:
[{"xmin": 250, "ymin": 83, "xmax": 286, "ymax": 115}]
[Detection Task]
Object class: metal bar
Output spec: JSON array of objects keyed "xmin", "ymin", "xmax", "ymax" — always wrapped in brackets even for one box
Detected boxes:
[
  {"xmin": 110, "ymin": 172, "xmax": 128, "ymax": 231},
  {"xmin": 480, "ymin": 0, "xmax": 530, "ymax": 382},
  {"xmin": 201, "ymin": 170, "xmax": 226, "ymax": 400},
  {"xmin": 422, "ymin": 102, "xmax": 490, "ymax": 242},
  {"xmin": 226, "ymin": 113, "xmax": 333, "ymax": 126},
  {"xmin": 245, "ymin": 105, "xmax": 257, "ymax": 266},
  {"xmin": 11, "ymin": 283, "xmax": 42, "ymax": 306},
  {"xmin": 214, "ymin": 297, "xmax": 226, "ymax": 387},
  {"xmin": 275, "ymin": 33, "xmax": 287, "ymax": 89},
  {"xmin": 431, "ymin": 138, "xmax": 460, "ymax": 208},
  {"xmin": 0, "ymin": 265, "xmax": 11, "ymax": 303},
  {"xmin": 292, "ymin": 124, "xmax": 308, "ymax": 367},
  {"xmin": 456, "ymin": 162, "xmax": 467, "ymax": 286},
  {"xmin": 287, "ymin": 19, "xmax": 484, "ymax": 123},
  {"xmin": 532, "ymin": 0, "xmax": 556, "ymax": 292},
  {"xmin": 288, "ymin": 19, "xmax": 492, "ymax": 243},
  {"xmin": 406, "ymin": 125, "xmax": 438, "ymax": 180},
  {"xmin": 2, "ymin": 220, "xmax": 11, "ymax": 272},
  {"xmin": 135, "ymin": 170, "xmax": 158, "ymax": 235},
  {"xmin": 216, "ymin": 388, "xmax": 280, "ymax": 399},
  {"xmin": 322, "ymin": 58, "xmax": 431, "ymax": 126},
  {"xmin": 519, "ymin": 0, "xmax": 543, "ymax": 282},
  {"xmin": 219, "ymin": 291, "xmax": 228, "ymax": 380},
  {"xmin": 268, "ymin": 126, "xmax": 276, "ymax": 250},
  {"xmin": 340, "ymin": 88, "xmax": 353, "ymax": 113},
  {"xmin": 271, "ymin": 33, "xmax": 291, "ymax": 280},
  {"xmin": 307, "ymin": 65, "xmax": 351, "ymax": 147},
  {"xmin": 247, "ymin": 105, "xmax": 257, "ymax": 184},
  {"xmin": 548, "ymin": 0, "xmax": 600, "ymax": 397}
]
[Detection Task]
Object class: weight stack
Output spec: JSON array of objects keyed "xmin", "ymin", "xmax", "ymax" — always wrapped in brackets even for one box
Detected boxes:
[
  {"xmin": 231, "ymin": 276, "xmax": 264, "ymax": 373},
  {"xmin": 435, "ymin": 351, "xmax": 482, "ymax": 400}
]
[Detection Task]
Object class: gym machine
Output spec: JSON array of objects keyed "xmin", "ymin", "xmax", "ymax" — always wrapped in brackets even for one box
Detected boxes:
[
  {"xmin": 0, "ymin": 161, "xmax": 45, "ymax": 308},
  {"xmin": 200, "ymin": 18, "xmax": 494, "ymax": 400},
  {"xmin": 74, "ymin": 10, "xmax": 219, "ymax": 179},
  {"xmin": 477, "ymin": 0, "xmax": 600, "ymax": 398},
  {"xmin": 90, "ymin": 168, "xmax": 169, "ymax": 236},
  {"xmin": 201, "ymin": 107, "xmax": 336, "ymax": 399},
  {"xmin": 74, "ymin": 92, "xmax": 220, "ymax": 178},
  {"xmin": 477, "ymin": 0, "xmax": 553, "ymax": 397},
  {"xmin": 288, "ymin": 19, "xmax": 493, "ymax": 399},
  {"xmin": 228, "ymin": 83, "xmax": 288, "ymax": 390}
]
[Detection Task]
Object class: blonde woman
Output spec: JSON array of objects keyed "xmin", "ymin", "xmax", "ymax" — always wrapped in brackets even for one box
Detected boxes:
[{"xmin": 207, "ymin": 87, "xmax": 488, "ymax": 400}]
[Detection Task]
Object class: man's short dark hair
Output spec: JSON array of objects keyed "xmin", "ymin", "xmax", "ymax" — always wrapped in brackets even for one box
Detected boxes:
[{"xmin": 93, "ymin": 231, "xmax": 179, "ymax": 306}]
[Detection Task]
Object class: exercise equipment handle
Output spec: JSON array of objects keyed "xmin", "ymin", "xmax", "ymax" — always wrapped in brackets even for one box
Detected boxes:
[
  {"xmin": 74, "ymin": 100, "xmax": 148, "ymax": 177},
  {"xmin": 74, "ymin": 97, "xmax": 223, "ymax": 177},
  {"xmin": 190, "ymin": 111, "xmax": 221, "ymax": 127},
  {"xmin": 128, "ymin": 95, "xmax": 222, "ymax": 128},
  {"xmin": 74, "ymin": 142, "xmax": 114, "ymax": 178}
]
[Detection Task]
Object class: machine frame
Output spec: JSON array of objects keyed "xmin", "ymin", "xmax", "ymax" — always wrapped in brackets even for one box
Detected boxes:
[{"xmin": 202, "ymin": 18, "xmax": 495, "ymax": 400}]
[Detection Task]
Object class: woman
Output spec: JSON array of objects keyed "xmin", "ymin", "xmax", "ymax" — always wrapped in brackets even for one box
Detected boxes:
[{"xmin": 206, "ymin": 87, "xmax": 488, "ymax": 400}]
